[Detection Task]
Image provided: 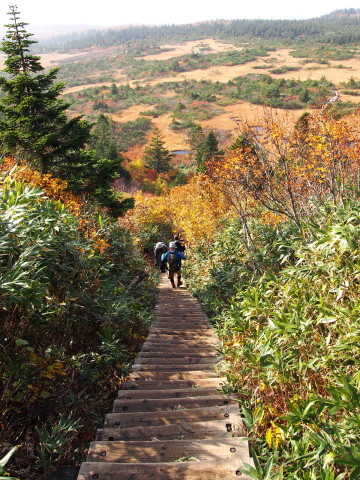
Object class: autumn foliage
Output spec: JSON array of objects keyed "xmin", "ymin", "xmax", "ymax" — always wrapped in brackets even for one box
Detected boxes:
[
  {"xmin": 121, "ymin": 174, "xmax": 230, "ymax": 249},
  {"xmin": 124, "ymin": 109, "xmax": 360, "ymax": 479},
  {"xmin": 208, "ymin": 110, "xmax": 360, "ymax": 229},
  {"xmin": 0, "ymin": 160, "xmax": 156, "ymax": 479}
]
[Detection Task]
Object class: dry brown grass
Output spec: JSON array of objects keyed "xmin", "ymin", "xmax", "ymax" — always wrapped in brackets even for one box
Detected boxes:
[
  {"xmin": 139, "ymin": 48, "xmax": 360, "ymax": 85},
  {"xmin": 136, "ymin": 38, "xmax": 242, "ymax": 61},
  {"xmin": 4, "ymin": 41, "xmax": 359, "ymax": 153}
]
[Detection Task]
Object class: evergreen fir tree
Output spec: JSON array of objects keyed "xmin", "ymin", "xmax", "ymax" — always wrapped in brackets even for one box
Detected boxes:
[
  {"xmin": 0, "ymin": 6, "xmax": 92, "ymax": 181},
  {"xmin": 187, "ymin": 124, "xmax": 205, "ymax": 151},
  {"xmin": 144, "ymin": 127, "xmax": 173, "ymax": 174},
  {"xmin": 0, "ymin": 7, "xmax": 134, "ymax": 216},
  {"xmin": 230, "ymin": 132, "xmax": 257, "ymax": 151},
  {"xmin": 196, "ymin": 130, "xmax": 223, "ymax": 173},
  {"xmin": 89, "ymin": 114, "xmax": 131, "ymax": 181}
]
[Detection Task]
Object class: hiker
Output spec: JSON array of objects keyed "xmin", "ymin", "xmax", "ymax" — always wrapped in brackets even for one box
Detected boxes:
[
  {"xmin": 162, "ymin": 241, "xmax": 186, "ymax": 288},
  {"xmin": 174, "ymin": 235, "xmax": 186, "ymax": 253},
  {"xmin": 154, "ymin": 242, "xmax": 167, "ymax": 273}
]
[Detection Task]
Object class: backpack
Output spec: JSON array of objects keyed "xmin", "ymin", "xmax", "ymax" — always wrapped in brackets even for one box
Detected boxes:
[{"xmin": 166, "ymin": 251, "xmax": 180, "ymax": 271}]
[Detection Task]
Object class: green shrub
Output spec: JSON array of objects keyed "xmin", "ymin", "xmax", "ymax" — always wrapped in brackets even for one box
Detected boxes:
[
  {"xmin": 186, "ymin": 200, "xmax": 360, "ymax": 479},
  {"xmin": 0, "ymin": 170, "xmax": 157, "ymax": 478}
]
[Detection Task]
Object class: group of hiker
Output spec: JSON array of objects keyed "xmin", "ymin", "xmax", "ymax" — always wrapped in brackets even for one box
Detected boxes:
[{"xmin": 154, "ymin": 236, "xmax": 186, "ymax": 288}]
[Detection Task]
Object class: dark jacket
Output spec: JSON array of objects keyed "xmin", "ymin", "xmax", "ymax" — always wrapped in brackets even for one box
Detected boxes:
[
  {"xmin": 154, "ymin": 243, "xmax": 167, "ymax": 272},
  {"xmin": 174, "ymin": 240, "xmax": 186, "ymax": 253}
]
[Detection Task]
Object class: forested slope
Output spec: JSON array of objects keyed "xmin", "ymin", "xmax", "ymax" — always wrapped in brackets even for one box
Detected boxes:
[{"xmin": 37, "ymin": 9, "xmax": 360, "ymax": 52}]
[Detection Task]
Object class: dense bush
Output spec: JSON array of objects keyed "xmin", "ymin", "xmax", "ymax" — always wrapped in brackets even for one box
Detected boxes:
[
  {"xmin": 185, "ymin": 202, "xmax": 360, "ymax": 479},
  {"xmin": 117, "ymin": 117, "xmax": 153, "ymax": 151},
  {"xmin": 0, "ymin": 165, "xmax": 157, "ymax": 479}
]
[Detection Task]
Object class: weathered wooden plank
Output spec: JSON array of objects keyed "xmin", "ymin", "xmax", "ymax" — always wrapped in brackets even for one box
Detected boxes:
[
  {"xmin": 142, "ymin": 344, "xmax": 218, "ymax": 351},
  {"xmin": 149, "ymin": 331, "xmax": 214, "ymax": 338},
  {"xmin": 132, "ymin": 363, "xmax": 217, "ymax": 371},
  {"xmin": 105, "ymin": 404, "xmax": 239, "ymax": 428},
  {"xmin": 96, "ymin": 419, "xmax": 242, "ymax": 441},
  {"xmin": 121, "ymin": 378, "xmax": 227, "ymax": 390},
  {"xmin": 153, "ymin": 326, "xmax": 211, "ymax": 331},
  {"xmin": 140, "ymin": 349, "xmax": 218, "ymax": 356},
  {"xmin": 145, "ymin": 337, "xmax": 217, "ymax": 345},
  {"xmin": 128, "ymin": 370, "xmax": 219, "ymax": 381},
  {"xmin": 136, "ymin": 348, "xmax": 218, "ymax": 361},
  {"xmin": 112, "ymin": 394, "xmax": 237, "ymax": 413},
  {"xmin": 134, "ymin": 355, "xmax": 219, "ymax": 365},
  {"xmin": 86, "ymin": 438, "xmax": 250, "ymax": 463},
  {"xmin": 78, "ymin": 460, "xmax": 253, "ymax": 480},
  {"xmin": 147, "ymin": 333, "xmax": 216, "ymax": 340},
  {"xmin": 117, "ymin": 387, "xmax": 222, "ymax": 399},
  {"xmin": 155, "ymin": 316, "xmax": 209, "ymax": 320}
]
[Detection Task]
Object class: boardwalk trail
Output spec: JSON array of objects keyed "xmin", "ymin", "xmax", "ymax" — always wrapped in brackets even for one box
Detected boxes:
[{"xmin": 78, "ymin": 275, "xmax": 253, "ymax": 480}]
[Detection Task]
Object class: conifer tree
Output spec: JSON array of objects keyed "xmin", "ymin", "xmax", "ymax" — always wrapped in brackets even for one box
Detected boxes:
[
  {"xmin": 188, "ymin": 124, "xmax": 205, "ymax": 152},
  {"xmin": 0, "ymin": 6, "xmax": 92, "ymax": 181},
  {"xmin": 196, "ymin": 130, "xmax": 223, "ymax": 173},
  {"xmin": 89, "ymin": 114, "xmax": 131, "ymax": 180},
  {"xmin": 144, "ymin": 127, "xmax": 173, "ymax": 174},
  {"xmin": 230, "ymin": 132, "xmax": 258, "ymax": 152},
  {"xmin": 0, "ymin": 7, "xmax": 134, "ymax": 216}
]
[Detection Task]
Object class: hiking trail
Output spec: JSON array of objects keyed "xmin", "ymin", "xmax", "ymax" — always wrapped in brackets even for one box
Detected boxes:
[{"xmin": 77, "ymin": 275, "xmax": 253, "ymax": 480}]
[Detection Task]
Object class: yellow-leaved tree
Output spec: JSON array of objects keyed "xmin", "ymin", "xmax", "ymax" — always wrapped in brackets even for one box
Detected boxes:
[{"xmin": 120, "ymin": 175, "xmax": 231, "ymax": 251}]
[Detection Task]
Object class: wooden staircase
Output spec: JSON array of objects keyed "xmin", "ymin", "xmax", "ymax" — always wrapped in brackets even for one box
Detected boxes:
[{"xmin": 77, "ymin": 276, "xmax": 253, "ymax": 480}]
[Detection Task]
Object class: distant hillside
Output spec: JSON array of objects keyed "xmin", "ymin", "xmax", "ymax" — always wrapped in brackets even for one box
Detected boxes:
[
  {"xmin": 31, "ymin": 24, "xmax": 105, "ymax": 39},
  {"xmin": 321, "ymin": 8, "xmax": 360, "ymax": 18},
  {"xmin": 0, "ymin": 24, "xmax": 105, "ymax": 41},
  {"xmin": 35, "ymin": 9, "xmax": 360, "ymax": 52}
]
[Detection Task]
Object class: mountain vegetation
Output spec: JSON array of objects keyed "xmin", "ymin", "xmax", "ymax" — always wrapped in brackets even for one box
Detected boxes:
[
  {"xmin": 0, "ymin": 8, "xmax": 155, "ymax": 479},
  {"xmin": 1, "ymin": 5, "xmax": 360, "ymax": 480},
  {"xmin": 122, "ymin": 110, "xmax": 360, "ymax": 479}
]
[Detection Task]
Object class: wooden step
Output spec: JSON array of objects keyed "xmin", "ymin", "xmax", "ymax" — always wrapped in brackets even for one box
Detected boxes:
[
  {"xmin": 154, "ymin": 310, "xmax": 207, "ymax": 315},
  {"xmin": 139, "ymin": 344, "xmax": 219, "ymax": 357},
  {"xmin": 134, "ymin": 355, "xmax": 219, "ymax": 364},
  {"xmin": 154, "ymin": 312, "xmax": 208, "ymax": 317},
  {"xmin": 153, "ymin": 325, "xmax": 211, "ymax": 330},
  {"xmin": 112, "ymin": 394, "xmax": 236, "ymax": 413},
  {"xmin": 96, "ymin": 419, "xmax": 242, "ymax": 441},
  {"xmin": 155, "ymin": 303, "xmax": 204, "ymax": 308},
  {"xmin": 141, "ymin": 340, "xmax": 216, "ymax": 354},
  {"xmin": 155, "ymin": 314, "xmax": 208, "ymax": 318},
  {"xmin": 78, "ymin": 459, "xmax": 252, "ymax": 480},
  {"xmin": 155, "ymin": 316, "xmax": 209, "ymax": 321},
  {"xmin": 149, "ymin": 329, "xmax": 214, "ymax": 337},
  {"xmin": 133, "ymin": 363, "xmax": 217, "ymax": 371},
  {"xmin": 147, "ymin": 333, "xmax": 216, "ymax": 340},
  {"xmin": 129, "ymin": 370, "xmax": 219, "ymax": 381},
  {"xmin": 122, "ymin": 378, "xmax": 226, "ymax": 390},
  {"xmin": 145, "ymin": 337, "xmax": 217, "ymax": 345},
  {"xmin": 105, "ymin": 404, "xmax": 239, "ymax": 428},
  {"xmin": 139, "ymin": 349, "xmax": 218, "ymax": 355},
  {"xmin": 117, "ymin": 387, "xmax": 221, "ymax": 399},
  {"xmin": 86, "ymin": 438, "xmax": 250, "ymax": 463},
  {"xmin": 136, "ymin": 351, "xmax": 219, "ymax": 359}
]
